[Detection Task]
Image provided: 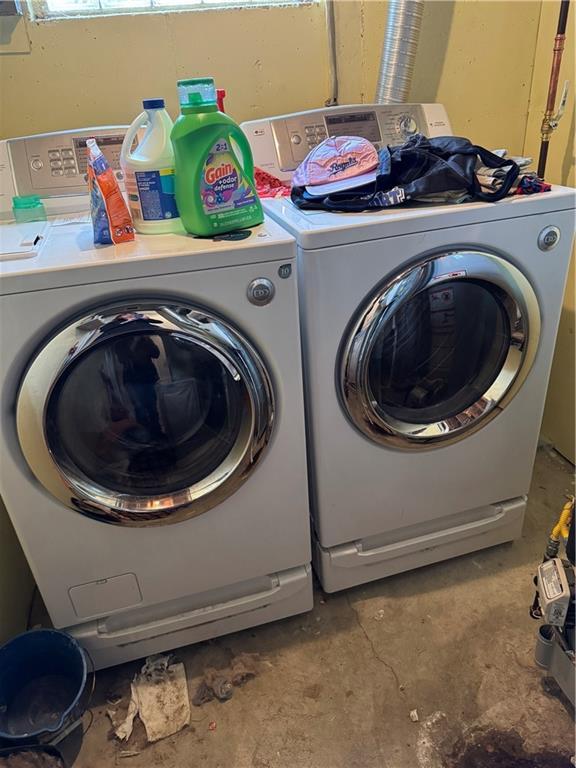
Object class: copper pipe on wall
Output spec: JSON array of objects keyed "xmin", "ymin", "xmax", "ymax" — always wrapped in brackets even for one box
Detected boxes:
[{"xmin": 538, "ymin": 0, "xmax": 571, "ymax": 178}]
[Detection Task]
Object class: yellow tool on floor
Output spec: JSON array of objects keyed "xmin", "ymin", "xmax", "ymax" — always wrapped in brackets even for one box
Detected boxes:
[
  {"xmin": 549, "ymin": 496, "xmax": 574, "ymax": 544},
  {"xmin": 530, "ymin": 495, "xmax": 574, "ymax": 619}
]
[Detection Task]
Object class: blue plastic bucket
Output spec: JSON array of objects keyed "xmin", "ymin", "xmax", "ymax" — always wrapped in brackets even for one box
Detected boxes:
[{"xmin": 0, "ymin": 629, "xmax": 88, "ymax": 742}]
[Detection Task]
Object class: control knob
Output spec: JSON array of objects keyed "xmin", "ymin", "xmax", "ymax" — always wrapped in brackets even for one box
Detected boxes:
[{"xmin": 398, "ymin": 115, "xmax": 418, "ymax": 138}]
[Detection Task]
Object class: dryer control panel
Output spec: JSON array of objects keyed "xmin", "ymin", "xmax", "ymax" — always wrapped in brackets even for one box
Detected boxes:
[{"xmin": 241, "ymin": 103, "xmax": 451, "ymax": 181}]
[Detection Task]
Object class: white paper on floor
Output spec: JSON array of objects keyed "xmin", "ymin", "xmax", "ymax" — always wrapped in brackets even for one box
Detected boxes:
[
  {"xmin": 112, "ymin": 681, "xmax": 139, "ymax": 741},
  {"xmin": 111, "ymin": 654, "xmax": 191, "ymax": 743}
]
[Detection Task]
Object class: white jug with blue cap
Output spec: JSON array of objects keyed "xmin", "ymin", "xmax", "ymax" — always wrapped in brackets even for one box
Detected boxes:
[{"xmin": 121, "ymin": 98, "xmax": 182, "ymax": 234}]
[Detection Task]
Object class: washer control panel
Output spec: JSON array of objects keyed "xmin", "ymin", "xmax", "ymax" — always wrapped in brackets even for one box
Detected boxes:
[
  {"xmin": 6, "ymin": 127, "xmax": 128, "ymax": 198},
  {"xmin": 241, "ymin": 103, "xmax": 451, "ymax": 181}
]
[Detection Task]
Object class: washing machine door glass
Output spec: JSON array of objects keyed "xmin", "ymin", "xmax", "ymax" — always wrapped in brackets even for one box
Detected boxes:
[
  {"xmin": 340, "ymin": 250, "xmax": 540, "ymax": 448},
  {"xmin": 17, "ymin": 304, "xmax": 275, "ymax": 525}
]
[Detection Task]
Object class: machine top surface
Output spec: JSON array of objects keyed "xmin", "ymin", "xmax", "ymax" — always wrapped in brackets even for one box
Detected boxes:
[
  {"xmin": 262, "ymin": 186, "xmax": 576, "ymax": 250},
  {"xmin": 0, "ymin": 214, "xmax": 295, "ymax": 295}
]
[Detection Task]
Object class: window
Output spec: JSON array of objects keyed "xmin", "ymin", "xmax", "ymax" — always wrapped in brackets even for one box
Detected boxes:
[{"xmin": 30, "ymin": 0, "xmax": 308, "ymax": 18}]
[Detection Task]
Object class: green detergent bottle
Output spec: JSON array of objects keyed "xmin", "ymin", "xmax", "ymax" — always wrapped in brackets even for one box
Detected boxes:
[{"xmin": 172, "ymin": 78, "xmax": 264, "ymax": 236}]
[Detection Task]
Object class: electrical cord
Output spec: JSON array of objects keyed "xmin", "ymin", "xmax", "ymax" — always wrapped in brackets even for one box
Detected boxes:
[{"xmin": 324, "ymin": 0, "xmax": 339, "ymax": 106}]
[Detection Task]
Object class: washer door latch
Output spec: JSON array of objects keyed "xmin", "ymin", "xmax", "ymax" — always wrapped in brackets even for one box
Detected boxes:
[{"xmin": 247, "ymin": 278, "xmax": 275, "ymax": 306}]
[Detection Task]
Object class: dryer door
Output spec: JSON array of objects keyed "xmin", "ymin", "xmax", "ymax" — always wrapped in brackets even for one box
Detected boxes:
[
  {"xmin": 339, "ymin": 250, "xmax": 540, "ymax": 448},
  {"xmin": 17, "ymin": 303, "xmax": 275, "ymax": 526}
]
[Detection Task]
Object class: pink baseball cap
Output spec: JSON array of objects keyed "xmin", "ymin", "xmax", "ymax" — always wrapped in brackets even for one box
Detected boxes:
[{"xmin": 292, "ymin": 136, "xmax": 379, "ymax": 194}]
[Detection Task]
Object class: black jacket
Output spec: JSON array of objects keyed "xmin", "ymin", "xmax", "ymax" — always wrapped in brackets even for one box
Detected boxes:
[{"xmin": 291, "ymin": 134, "xmax": 520, "ymax": 213}]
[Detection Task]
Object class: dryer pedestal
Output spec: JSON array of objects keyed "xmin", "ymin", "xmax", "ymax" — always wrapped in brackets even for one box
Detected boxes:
[{"xmin": 313, "ymin": 498, "xmax": 526, "ymax": 593}]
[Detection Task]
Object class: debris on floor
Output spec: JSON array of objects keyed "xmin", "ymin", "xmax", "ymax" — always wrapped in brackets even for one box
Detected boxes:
[
  {"xmin": 108, "ymin": 654, "xmax": 190, "ymax": 744},
  {"xmin": 415, "ymin": 710, "xmax": 452, "ymax": 768},
  {"xmin": 192, "ymin": 653, "xmax": 259, "ymax": 707},
  {"xmin": 410, "ymin": 709, "xmax": 419, "ymax": 722},
  {"xmin": 105, "ymin": 690, "xmax": 123, "ymax": 706},
  {"xmin": 193, "ymin": 670, "xmax": 233, "ymax": 705}
]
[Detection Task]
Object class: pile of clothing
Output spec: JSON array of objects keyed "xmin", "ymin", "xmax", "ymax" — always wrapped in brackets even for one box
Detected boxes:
[
  {"xmin": 285, "ymin": 134, "xmax": 550, "ymax": 213},
  {"xmin": 476, "ymin": 150, "xmax": 550, "ymax": 196}
]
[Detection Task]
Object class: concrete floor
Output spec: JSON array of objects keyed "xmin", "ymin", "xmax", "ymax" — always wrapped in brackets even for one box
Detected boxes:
[{"xmin": 74, "ymin": 446, "xmax": 575, "ymax": 768}]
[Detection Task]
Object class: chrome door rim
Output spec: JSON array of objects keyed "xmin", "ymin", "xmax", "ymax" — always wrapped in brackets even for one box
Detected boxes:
[
  {"xmin": 17, "ymin": 302, "xmax": 275, "ymax": 526},
  {"xmin": 339, "ymin": 250, "xmax": 540, "ymax": 449}
]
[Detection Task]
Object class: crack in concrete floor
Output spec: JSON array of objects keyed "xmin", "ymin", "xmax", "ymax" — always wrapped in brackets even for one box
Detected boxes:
[{"xmin": 345, "ymin": 592, "xmax": 405, "ymax": 694}]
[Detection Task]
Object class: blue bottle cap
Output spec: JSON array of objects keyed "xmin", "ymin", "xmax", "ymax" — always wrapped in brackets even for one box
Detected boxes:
[{"xmin": 143, "ymin": 98, "xmax": 165, "ymax": 110}]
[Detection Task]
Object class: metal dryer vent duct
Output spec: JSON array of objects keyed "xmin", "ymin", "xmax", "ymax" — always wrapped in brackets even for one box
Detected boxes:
[{"xmin": 375, "ymin": 0, "xmax": 424, "ymax": 104}]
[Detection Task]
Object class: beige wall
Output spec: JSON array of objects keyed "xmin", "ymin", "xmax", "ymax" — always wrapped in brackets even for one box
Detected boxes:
[
  {"xmin": 1, "ymin": 0, "xmax": 541, "ymax": 156},
  {"xmin": 523, "ymin": 0, "xmax": 575, "ymax": 464},
  {"xmin": 0, "ymin": 497, "xmax": 34, "ymax": 644},
  {"xmin": 0, "ymin": 3, "xmax": 330, "ymax": 137}
]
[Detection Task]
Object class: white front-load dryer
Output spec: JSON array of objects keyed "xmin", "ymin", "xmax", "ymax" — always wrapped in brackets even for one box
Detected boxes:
[
  {"xmin": 0, "ymin": 217, "xmax": 312, "ymax": 667},
  {"xmin": 263, "ymin": 188, "xmax": 575, "ymax": 592}
]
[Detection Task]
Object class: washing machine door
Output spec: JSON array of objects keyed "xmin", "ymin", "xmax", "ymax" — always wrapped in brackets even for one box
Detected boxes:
[
  {"xmin": 339, "ymin": 250, "xmax": 540, "ymax": 448},
  {"xmin": 17, "ymin": 303, "xmax": 274, "ymax": 526}
]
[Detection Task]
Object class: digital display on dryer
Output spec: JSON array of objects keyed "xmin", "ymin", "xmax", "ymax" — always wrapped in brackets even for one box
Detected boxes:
[{"xmin": 325, "ymin": 112, "xmax": 381, "ymax": 142}]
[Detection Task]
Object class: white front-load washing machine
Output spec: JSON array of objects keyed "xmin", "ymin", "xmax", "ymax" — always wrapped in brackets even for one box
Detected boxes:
[
  {"xmin": 0, "ymin": 216, "xmax": 312, "ymax": 667},
  {"xmin": 262, "ymin": 188, "xmax": 575, "ymax": 592}
]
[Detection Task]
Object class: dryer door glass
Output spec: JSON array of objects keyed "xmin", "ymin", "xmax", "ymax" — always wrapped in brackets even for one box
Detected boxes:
[
  {"xmin": 18, "ymin": 305, "xmax": 275, "ymax": 526},
  {"xmin": 340, "ymin": 251, "xmax": 539, "ymax": 448},
  {"xmin": 367, "ymin": 280, "xmax": 510, "ymax": 424}
]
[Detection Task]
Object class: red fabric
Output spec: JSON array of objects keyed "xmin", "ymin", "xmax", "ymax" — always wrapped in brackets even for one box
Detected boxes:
[
  {"xmin": 513, "ymin": 176, "xmax": 551, "ymax": 195},
  {"xmin": 255, "ymin": 167, "xmax": 291, "ymax": 198}
]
